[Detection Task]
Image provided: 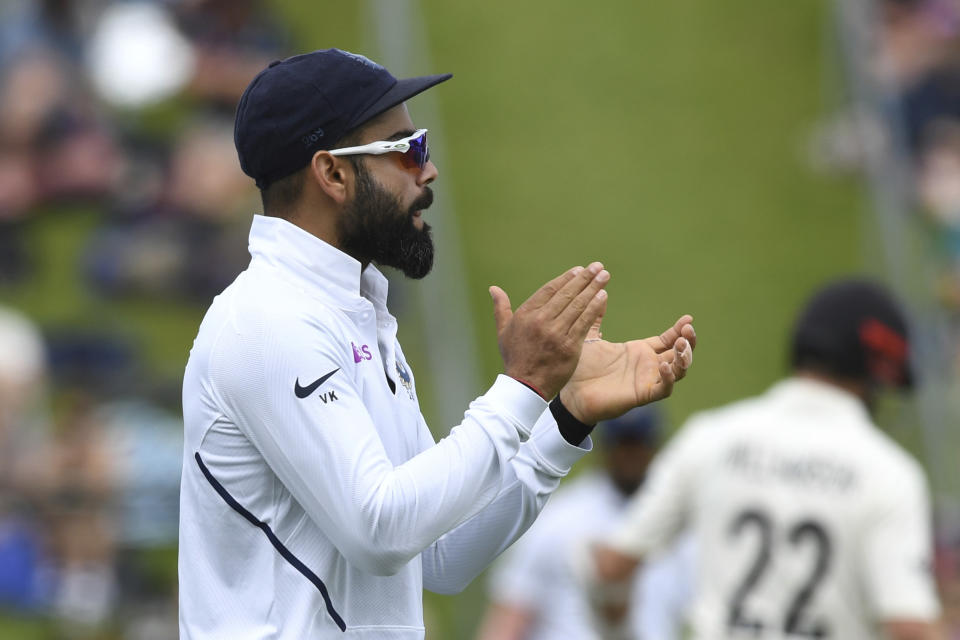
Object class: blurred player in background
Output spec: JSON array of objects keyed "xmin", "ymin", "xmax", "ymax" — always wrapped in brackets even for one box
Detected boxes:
[
  {"xmin": 475, "ymin": 406, "xmax": 694, "ymax": 640},
  {"xmin": 586, "ymin": 279, "xmax": 941, "ymax": 640}
]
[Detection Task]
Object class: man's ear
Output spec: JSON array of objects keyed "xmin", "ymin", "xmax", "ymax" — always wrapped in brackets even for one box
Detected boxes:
[{"xmin": 309, "ymin": 151, "xmax": 351, "ymax": 204}]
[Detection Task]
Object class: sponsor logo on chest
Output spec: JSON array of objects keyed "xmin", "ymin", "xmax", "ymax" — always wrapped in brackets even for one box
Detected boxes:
[{"xmin": 352, "ymin": 342, "xmax": 373, "ymax": 363}]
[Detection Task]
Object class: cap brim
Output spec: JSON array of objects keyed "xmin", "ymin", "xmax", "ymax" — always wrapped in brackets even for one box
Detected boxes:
[{"xmin": 347, "ymin": 73, "xmax": 452, "ymax": 133}]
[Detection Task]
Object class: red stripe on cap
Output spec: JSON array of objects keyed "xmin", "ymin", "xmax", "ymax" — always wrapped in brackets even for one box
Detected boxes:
[
  {"xmin": 859, "ymin": 318, "xmax": 908, "ymax": 384},
  {"xmin": 859, "ymin": 319, "xmax": 907, "ymax": 360}
]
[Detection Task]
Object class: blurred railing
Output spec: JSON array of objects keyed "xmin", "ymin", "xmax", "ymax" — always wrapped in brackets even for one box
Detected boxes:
[{"xmin": 832, "ymin": 0, "xmax": 960, "ymax": 500}]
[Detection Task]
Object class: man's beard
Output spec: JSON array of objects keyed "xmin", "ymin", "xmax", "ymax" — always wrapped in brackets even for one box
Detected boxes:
[{"xmin": 338, "ymin": 161, "xmax": 435, "ymax": 279}]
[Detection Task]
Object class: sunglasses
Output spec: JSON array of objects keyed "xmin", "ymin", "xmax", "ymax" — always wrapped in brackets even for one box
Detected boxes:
[{"xmin": 328, "ymin": 129, "xmax": 430, "ymax": 170}]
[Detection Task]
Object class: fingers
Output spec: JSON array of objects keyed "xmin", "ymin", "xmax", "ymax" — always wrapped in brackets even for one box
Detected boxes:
[
  {"xmin": 651, "ymin": 336, "xmax": 693, "ymax": 403},
  {"xmin": 569, "ymin": 288, "xmax": 608, "ymax": 342},
  {"xmin": 681, "ymin": 320, "xmax": 697, "ymax": 350},
  {"xmin": 541, "ymin": 262, "xmax": 607, "ymax": 319},
  {"xmin": 489, "ymin": 286, "xmax": 513, "ymax": 334},
  {"xmin": 658, "ymin": 336, "xmax": 694, "ymax": 382},
  {"xmin": 657, "ymin": 359, "xmax": 676, "ymax": 399},
  {"xmin": 672, "ymin": 336, "xmax": 694, "ymax": 381},
  {"xmin": 647, "ymin": 314, "xmax": 695, "ymax": 354},
  {"xmin": 540, "ymin": 262, "xmax": 610, "ymax": 318},
  {"xmin": 523, "ymin": 266, "xmax": 581, "ymax": 310},
  {"xmin": 586, "ymin": 312, "xmax": 604, "ymax": 342},
  {"xmin": 557, "ymin": 267, "xmax": 610, "ymax": 331}
]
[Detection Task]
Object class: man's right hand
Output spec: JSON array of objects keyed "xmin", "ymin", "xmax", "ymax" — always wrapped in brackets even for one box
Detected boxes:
[{"xmin": 490, "ymin": 263, "xmax": 610, "ymax": 400}]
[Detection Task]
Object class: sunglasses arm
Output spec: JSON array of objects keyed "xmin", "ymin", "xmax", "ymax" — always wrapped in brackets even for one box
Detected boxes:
[{"xmin": 328, "ymin": 129, "xmax": 427, "ymax": 158}]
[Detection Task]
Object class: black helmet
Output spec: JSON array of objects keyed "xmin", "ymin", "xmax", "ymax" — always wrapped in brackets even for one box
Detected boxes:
[{"xmin": 790, "ymin": 279, "xmax": 913, "ymax": 389}]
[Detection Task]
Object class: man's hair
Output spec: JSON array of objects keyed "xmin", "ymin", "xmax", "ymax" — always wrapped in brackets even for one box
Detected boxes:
[
  {"xmin": 258, "ymin": 128, "xmax": 367, "ymax": 219},
  {"xmin": 260, "ymin": 168, "xmax": 307, "ymax": 219}
]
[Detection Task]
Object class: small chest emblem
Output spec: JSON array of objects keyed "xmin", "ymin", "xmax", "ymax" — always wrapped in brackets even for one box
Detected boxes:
[
  {"xmin": 395, "ymin": 360, "xmax": 415, "ymax": 400},
  {"xmin": 352, "ymin": 342, "xmax": 373, "ymax": 363}
]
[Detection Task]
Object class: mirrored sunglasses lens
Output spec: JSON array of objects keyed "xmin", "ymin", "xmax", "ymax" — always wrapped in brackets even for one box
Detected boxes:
[{"xmin": 407, "ymin": 133, "xmax": 428, "ymax": 168}]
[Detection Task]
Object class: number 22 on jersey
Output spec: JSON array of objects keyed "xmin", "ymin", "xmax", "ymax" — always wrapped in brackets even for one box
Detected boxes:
[{"xmin": 728, "ymin": 507, "xmax": 832, "ymax": 638}]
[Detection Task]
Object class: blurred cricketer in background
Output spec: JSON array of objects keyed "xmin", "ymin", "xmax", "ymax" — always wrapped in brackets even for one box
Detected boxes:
[
  {"xmin": 585, "ymin": 279, "xmax": 940, "ymax": 640},
  {"xmin": 476, "ymin": 406, "xmax": 695, "ymax": 640},
  {"xmin": 177, "ymin": 48, "xmax": 696, "ymax": 639}
]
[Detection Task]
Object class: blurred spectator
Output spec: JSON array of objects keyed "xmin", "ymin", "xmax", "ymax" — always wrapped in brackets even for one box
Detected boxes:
[
  {"xmin": 86, "ymin": 2, "xmax": 195, "ymax": 110},
  {"xmin": 100, "ymin": 398, "xmax": 182, "ymax": 639},
  {"xmin": 0, "ymin": 305, "xmax": 48, "ymax": 449},
  {"xmin": 475, "ymin": 407, "xmax": 694, "ymax": 640},
  {"xmin": 0, "ymin": 308, "xmax": 184, "ymax": 635},
  {"xmin": 901, "ymin": 53, "xmax": 960, "ymax": 155},
  {"xmin": 0, "ymin": 0, "xmax": 291, "ymax": 633},
  {"xmin": 0, "ymin": 0, "xmax": 103, "ymax": 64},
  {"xmin": 45, "ymin": 329, "xmax": 140, "ymax": 396},
  {"xmin": 916, "ymin": 118, "xmax": 960, "ymax": 308},
  {"xmin": 935, "ymin": 500, "xmax": 960, "ymax": 638},
  {"xmin": 0, "ymin": 306, "xmax": 52, "ymax": 613},
  {"xmin": 97, "ymin": 399, "xmax": 182, "ymax": 551},
  {"xmin": 83, "ymin": 198, "xmax": 252, "ymax": 302},
  {"xmin": 0, "ymin": 2, "xmax": 122, "ymax": 221},
  {"xmin": 875, "ymin": 0, "xmax": 957, "ymax": 93},
  {"xmin": 79, "ymin": 0, "xmax": 282, "ymax": 303},
  {"xmin": 173, "ymin": 0, "xmax": 289, "ymax": 109},
  {"xmin": 37, "ymin": 391, "xmax": 118, "ymax": 628}
]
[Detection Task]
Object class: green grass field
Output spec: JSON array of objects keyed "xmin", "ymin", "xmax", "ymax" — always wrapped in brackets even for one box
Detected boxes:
[{"xmin": 0, "ymin": 1, "xmax": 874, "ymax": 637}]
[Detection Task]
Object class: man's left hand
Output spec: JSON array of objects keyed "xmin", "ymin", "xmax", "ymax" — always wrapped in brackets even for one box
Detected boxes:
[{"xmin": 559, "ymin": 315, "xmax": 696, "ymax": 424}]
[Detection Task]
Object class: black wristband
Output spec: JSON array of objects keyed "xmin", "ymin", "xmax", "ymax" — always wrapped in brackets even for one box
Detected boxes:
[{"xmin": 550, "ymin": 397, "xmax": 596, "ymax": 446}]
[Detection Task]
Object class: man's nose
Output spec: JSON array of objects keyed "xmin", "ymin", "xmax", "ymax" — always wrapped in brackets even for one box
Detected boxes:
[{"xmin": 418, "ymin": 159, "xmax": 438, "ymax": 186}]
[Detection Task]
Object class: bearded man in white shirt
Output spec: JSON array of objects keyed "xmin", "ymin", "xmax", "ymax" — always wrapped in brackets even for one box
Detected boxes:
[
  {"xmin": 177, "ymin": 48, "xmax": 696, "ymax": 639},
  {"xmin": 587, "ymin": 279, "xmax": 940, "ymax": 640}
]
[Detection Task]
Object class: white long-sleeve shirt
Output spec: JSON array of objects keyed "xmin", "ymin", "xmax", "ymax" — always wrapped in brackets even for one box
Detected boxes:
[
  {"xmin": 608, "ymin": 378, "xmax": 940, "ymax": 640},
  {"xmin": 178, "ymin": 215, "xmax": 591, "ymax": 639}
]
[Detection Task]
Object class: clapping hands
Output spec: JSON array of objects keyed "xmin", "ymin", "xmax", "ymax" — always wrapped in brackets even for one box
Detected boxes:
[
  {"xmin": 489, "ymin": 264, "xmax": 695, "ymax": 423},
  {"xmin": 560, "ymin": 314, "xmax": 695, "ymax": 424}
]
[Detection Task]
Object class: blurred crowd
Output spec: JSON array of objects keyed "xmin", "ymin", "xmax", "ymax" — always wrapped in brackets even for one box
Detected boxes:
[
  {"xmin": 0, "ymin": 0, "xmax": 288, "ymax": 297},
  {"xmin": 811, "ymin": 0, "xmax": 960, "ymax": 635},
  {"xmin": 0, "ymin": 305, "xmax": 183, "ymax": 638},
  {"xmin": 882, "ymin": 0, "xmax": 960, "ymax": 310},
  {"xmin": 0, "ymin": 0, "xmax": 292, "ymax": 636},
  {"xmin": 815, "ymin": 0, "xmax": 960, "ymax": 317}
]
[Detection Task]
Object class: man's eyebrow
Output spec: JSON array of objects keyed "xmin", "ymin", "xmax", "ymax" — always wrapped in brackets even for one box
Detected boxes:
[{"xmin": 385, "ymin": 129, "xmax": 416, "ymax": 141}]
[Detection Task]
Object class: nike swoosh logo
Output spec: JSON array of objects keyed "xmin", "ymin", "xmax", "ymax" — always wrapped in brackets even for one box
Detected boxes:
[{"xmin": 294, "ymin": 368, "xmax": 340, "ymax": 399}]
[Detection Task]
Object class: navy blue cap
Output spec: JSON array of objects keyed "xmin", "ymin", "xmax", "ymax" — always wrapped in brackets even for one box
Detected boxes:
[
  {"xmin": 234, "ymin": 48, "xmax": 452, "ymax": 188},
  {"xmin": 599, "ymin": 406, "xmax": 662, "ymax": 447}
]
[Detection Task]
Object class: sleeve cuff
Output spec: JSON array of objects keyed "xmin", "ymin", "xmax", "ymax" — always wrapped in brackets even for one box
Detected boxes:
[
  {"xmin": 525, "ymin": 407, "xmax": 593, "ymax": 476},
  {"xmin": 486, "ymin": 374, "xmax": 550, "ymax": 440}
]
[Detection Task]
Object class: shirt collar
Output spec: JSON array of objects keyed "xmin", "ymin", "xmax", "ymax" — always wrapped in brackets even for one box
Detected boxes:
[
  {"xmin": 247, "ymin": 214, "xmax": 390, "ymax": 310},
  {"xmin": 766, "ymin": 376, "xmax": 871, "ymax": 425}
]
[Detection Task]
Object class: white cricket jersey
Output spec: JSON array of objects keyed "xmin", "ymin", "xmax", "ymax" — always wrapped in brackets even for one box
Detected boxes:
[
  {"xmin": 178, "ymin": 215, "xmax": 591, "ymax": 639},
  {"xmin": 489, "ymin": 471, "xmax": 695, "ymax": 640},
  {"xmin": 608, "ymin": 378, "xmax": 940, "ymax": 640}
]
